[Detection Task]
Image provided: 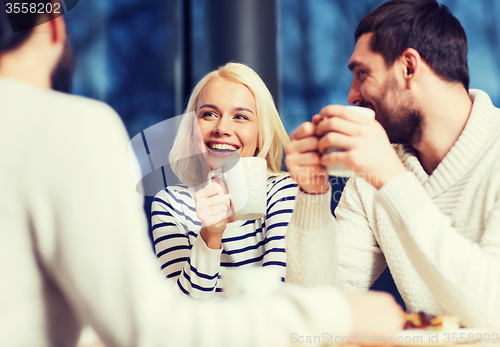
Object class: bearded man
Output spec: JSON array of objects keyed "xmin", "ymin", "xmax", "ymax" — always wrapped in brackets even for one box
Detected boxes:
[
  {"xmin": 285, "ymin": 0, "xmax": 500, "ymax": 331},
  {"xmin": 0, "ymin": 1, "xmax": 405, "ymax": 346}
]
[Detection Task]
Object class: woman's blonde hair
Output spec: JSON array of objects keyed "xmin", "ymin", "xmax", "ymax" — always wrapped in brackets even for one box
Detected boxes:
[{"xmin": 169, "ymin": 62, "xmax": 289, "ymax": 186}]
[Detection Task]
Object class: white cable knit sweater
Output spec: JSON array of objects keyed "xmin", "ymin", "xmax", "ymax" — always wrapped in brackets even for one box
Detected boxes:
[{"xmin": 286, "ymin": 89, "xmax": 500, "ymax": 331}]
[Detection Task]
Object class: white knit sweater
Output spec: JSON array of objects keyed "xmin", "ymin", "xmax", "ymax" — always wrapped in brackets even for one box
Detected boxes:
[
  {"xmin": 286, "ymin": 89, "xmax": 500, "ymax": 330},
  {"xmin": 1, "ymin": 77, "xmax": 353, "ymax": 346}
]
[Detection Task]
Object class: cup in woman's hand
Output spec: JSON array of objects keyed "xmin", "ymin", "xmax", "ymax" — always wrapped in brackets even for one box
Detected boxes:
[{"xmin": 207, "ymin": 157, "xmax": 267, "ymax": 221}]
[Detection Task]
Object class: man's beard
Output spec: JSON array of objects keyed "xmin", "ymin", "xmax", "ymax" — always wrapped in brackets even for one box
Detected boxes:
[
  {"xmin": 362, "ymin": 76, "xmax": 423, "ymax": 145},
  {"xmin": 376, "ymin": 103, "xmax": 423, "ymax": 145},
  {"xmin": 51, "ymin": 40, "xmax": 74, "ymax": 93}
]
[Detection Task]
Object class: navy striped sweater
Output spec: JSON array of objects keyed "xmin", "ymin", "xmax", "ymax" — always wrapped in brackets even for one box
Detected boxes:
[{"xmin": 151, "ymin": 174, "xmax": 298, "ymax": 299}]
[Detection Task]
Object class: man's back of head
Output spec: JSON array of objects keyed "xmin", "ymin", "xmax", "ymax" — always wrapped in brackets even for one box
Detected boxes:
[{"xmin": 0, "ymin": 0, "xmax": 72, "ymax": 92}]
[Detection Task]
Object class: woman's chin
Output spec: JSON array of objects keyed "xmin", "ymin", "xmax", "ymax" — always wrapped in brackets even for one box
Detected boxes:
[{"xmin": 208, "ymin": 149, "xmax": 241, "ymax": 169}]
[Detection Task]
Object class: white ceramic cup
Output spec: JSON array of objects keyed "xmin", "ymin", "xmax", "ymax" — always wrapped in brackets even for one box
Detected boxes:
[
  {"xmin": 207, "ymin": 157, "xmax": 267, "ymax": 221},
  {"xmin": 325, "ymin": 106, "xmax": 376, "ymax": 177}
]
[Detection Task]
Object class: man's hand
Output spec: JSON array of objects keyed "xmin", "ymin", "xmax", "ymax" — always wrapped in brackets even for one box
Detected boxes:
[
  {"xmin": 194, "ymin": 180, "xmax": 231, "ymax": 249},
  {"xmin": 316, "ymin": 105, "xmax": 406, "ymax": 189},
  {"xmin": 346, "ymin": 291, "xmax": 405, "ymax": 346},
  {"xmin": 285, "ymin": 121, "xmax": 330, "ymax": 194}
]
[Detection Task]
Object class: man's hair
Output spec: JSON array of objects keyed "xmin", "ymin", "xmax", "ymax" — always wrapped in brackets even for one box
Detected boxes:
[
  {"xmin": 355, "ymin": 0, "xmax": 469, "ymax": 90},
  {"xmin": 0, "ymin": 1, "xmax": 53, "ymax": 53}
]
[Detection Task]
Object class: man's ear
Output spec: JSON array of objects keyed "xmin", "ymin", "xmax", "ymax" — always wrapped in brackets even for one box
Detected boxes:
[
  {"xmin": 32, "ymin": 12, "xmax": 67, "ymax": 46},
  {"xmin": 400, "ymin": 48, "xmax": 421, "ymax": 88},
  {"xmin": 49, "ymin": 15, "xmax": 66, "ymax": 45}
]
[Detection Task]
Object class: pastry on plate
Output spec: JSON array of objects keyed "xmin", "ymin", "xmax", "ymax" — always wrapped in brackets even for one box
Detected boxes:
[{"xmin": 404, "ymin": 312, "xmax": 461, "ymax": 331}]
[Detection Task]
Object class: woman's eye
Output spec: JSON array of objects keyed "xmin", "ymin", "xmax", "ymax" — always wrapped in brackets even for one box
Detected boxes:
[
  {"xmin": 202, "ymin": 111, "xmax": 217, "ymax": 119},
  {"xmin": 234, "ymin": 114, "xmax": 249, "ymax": 120}
]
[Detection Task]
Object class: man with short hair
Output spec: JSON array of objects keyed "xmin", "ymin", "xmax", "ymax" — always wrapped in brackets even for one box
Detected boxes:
[
  {"xmin": 285, "ymin": 0, "xmax": 500, "ymax": 330},
  {"xmin": 0, "ymin": 1, "xmax": 403, "ymax": 346}
]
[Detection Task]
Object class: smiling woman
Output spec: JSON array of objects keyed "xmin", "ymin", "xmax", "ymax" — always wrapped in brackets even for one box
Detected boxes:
[
  {"xmin": 196, "ymin": 77, "xmax": 260, "ymax": 166},
  {"xmin": 151, "ymin": 62, "xmax": 298, "ymax": 299}
]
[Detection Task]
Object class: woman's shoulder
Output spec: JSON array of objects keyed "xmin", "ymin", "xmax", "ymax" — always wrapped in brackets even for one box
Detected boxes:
[
  {"xmin": 152, "ymin": 185, "xmax": 198, "ymax": 222},
  {"xmin": 154, "ymin": 185, "xmax": 194, "ymax": 206},
  {"xmin": 266, "ymin": 173, "xmax": 298, "ymax": 200}
]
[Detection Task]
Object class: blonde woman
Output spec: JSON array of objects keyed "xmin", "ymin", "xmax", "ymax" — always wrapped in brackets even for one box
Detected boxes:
[{"xmin": 151, "ymin": 62, "xmax": 298, "ymax": 299}]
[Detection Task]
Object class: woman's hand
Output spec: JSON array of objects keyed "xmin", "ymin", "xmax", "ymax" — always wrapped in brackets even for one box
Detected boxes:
[{"xmin": 194, "ymin": 179, "xmax": 231, "ymax": 249}]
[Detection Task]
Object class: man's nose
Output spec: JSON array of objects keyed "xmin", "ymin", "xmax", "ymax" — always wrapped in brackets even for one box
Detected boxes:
[{"xmin": 347, "ymin": 79, "xmax": 362, "ymax": 105}]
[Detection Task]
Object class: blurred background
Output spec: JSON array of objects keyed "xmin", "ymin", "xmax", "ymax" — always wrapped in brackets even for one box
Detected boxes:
[{"xmin": 63, "ymin": 0, "xmax": 500, "ymax": 308}]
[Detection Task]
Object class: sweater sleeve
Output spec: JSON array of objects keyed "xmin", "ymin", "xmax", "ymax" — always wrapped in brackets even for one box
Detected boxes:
[
  {"xmin": 262, "ymin": 176, "xmax": 298, "ymax": 281},
  {"xmin": 285, "ymin": 187, "xmax": 338, "ymax": 286},
  {"xmin": 152, "ymin": 190, "xmax": 222, "ymax": 300},
  {"xmin": 377, "ymin": 171, "xmax": 500, "ymax": 330},
  {"xmin": 335, "ymin": 178, "xmax": 387, "ymax": 292},
  {"xmin": 285, "ymin": 177, "xmax": 387, "ymax": 290}
]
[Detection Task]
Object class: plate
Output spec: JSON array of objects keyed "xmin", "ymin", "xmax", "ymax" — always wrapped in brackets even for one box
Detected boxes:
[{"xmin": 396, "ymin": 328, "xmax": 493, "ymax": 346}]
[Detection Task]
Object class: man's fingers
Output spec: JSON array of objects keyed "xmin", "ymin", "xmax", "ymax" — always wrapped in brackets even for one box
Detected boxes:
[
  {"xmin": 288, "ymin": 164, "xmax": 329, "ymax": 187},
  {"xmin": 312, "ymin": 114, "xmax": 322, "ymax": 125},
  {"xmin": 285, "ymin": 136, "xmax": 320, "ymax": 156},
  {"xmin": 286, "ymin": 120, "xmax": 332, "ymax": 193},
  {"xmin": 290, "ymin": 121, "xmax": 316, "ymax": 141},
  {"xmin": 286, "ymin": 151, "xmax": 322, "ymax": 167},
  {"xmin": 317, "ymin": 131, "xmax": 356, "ymax": 154},
  {"xmin": 320, "ymin": 150, "xmax": 351, "ymax": 168},
  {"xmin": 316, "ymin": 115, "xmax": 360, "ymax": 138}
]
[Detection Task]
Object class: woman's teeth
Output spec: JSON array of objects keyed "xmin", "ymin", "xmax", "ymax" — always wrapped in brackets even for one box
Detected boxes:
[{"xmin": 210, "ymin": 143, "xmax": 237, "ymax": 151}]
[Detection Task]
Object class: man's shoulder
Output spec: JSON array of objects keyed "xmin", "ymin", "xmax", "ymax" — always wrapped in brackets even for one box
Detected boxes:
[
  {"xmin": 1, "ymin": 79, "xmax": 123, "ymax": 138},
  {"xmin": 50, "ymin": 91, "xmax": 120, "ymax": 126},
  {"xmin": 1, "ymin": 78, "xmax": 115, "ymax": 117}
]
